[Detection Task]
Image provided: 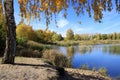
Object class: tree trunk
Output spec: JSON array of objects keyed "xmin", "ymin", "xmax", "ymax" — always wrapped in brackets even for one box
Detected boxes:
[{"xmin": 2, "ymin": 0, "xmax": 16, "ymax": 64}]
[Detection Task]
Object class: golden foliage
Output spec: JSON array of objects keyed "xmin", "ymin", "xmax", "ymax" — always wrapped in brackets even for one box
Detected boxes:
[
  {"xmin": 0, "ymin": 0, "xmax": 3, "ymax": 15},
  {"xmin": 16, "ymin": 23, "xmax": 36, "ymax": 40},
  {"xmin": 17, "ymin": 0, "xmax": 120, "ymax": 26},
  {"xmin": 0, "ymin": 3, "xmax": 2, "ymax": 12},
  {"xmin": 0, "ymin": 0, "xmax": 118, "ymax": 27}
]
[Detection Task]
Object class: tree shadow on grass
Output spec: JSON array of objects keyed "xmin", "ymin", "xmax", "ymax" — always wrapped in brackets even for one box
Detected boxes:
[
  {"xmin": 13, "ymin": 63, "xmax": 109, "ymax": 80},
  {"xmin": 13, "ymin": 63, "xmax": 56, "ymax": 69}
]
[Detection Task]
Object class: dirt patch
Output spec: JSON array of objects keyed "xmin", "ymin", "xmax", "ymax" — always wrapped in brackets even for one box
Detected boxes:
[
  {"xmin": 0, "ymin": 57, "xmax": 111, "ymax": 80},
  {"xmin": 0, "ymin": 57, "xmax": 59, "ymax": 80}
]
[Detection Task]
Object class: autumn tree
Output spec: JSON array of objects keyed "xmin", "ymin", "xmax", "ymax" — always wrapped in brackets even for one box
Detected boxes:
[
  {"xmin": 52, "ymin": 32, "xmax": 63, "ymax": 41},
  {"xmin": 16, "ymin": 23, "xmax": 36, "ymax": 41},
  {"xmin": 35, "ymin": 30, "xmax": 45, "ymax": 43},
  {"xmin": 66, "ymin": 29, "xmax": 74, "ymax": 40},
  {"xmin": 0, "ymin": 0, "xmax": 120, "ymax": 64},
  {"xmin": 1, "ymin": 0, "xmax": 16, "ymax": 64},
  {"xmin": 74, "ymin": 34, "xmax": 81, "ymax": 41}
]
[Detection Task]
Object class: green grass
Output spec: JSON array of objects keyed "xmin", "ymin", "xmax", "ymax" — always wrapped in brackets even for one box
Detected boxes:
[
  {"xmin": 27, "ymin": 40, "xmax": 51, "ymax": 51},
  {"xmin": 56, "ymin": 41, "xmax": 78, "ymax": 46}
]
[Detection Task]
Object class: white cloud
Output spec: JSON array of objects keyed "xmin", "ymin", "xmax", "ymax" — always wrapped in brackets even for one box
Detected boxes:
[{"xmin": 57, "ymin": 19, "xmax": 69, "ymax": 28}]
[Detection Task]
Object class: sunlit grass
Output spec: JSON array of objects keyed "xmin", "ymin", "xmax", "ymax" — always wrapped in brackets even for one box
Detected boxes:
[
  {"xmin": 79, "ymin": 64, "xmax": 108, "ymax": 76},
  {"xmin": 56, "ymin": 41, "xmax": 78, "ymax": 46},
  {"xmin": 27, "ymin": 40, "xmax": 51, "ymax": 50}
]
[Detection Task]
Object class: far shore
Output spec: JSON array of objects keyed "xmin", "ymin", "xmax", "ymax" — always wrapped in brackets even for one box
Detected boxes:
[{"xmin": 54, "ymin": 40, "xmax": 120, "ymax": 46}]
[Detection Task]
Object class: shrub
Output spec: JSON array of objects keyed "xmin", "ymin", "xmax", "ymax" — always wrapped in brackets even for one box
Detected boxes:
[
  {"xmin": 16, "ymin": 38, "xmax": 27, "ymax": 46},
  {"xmin": 43, "ymin": 50, "xmax": 72, "ymax": 67},
  {"xmin": 98, "ymin": 68, "xmax": 108, "ymax": 76}
]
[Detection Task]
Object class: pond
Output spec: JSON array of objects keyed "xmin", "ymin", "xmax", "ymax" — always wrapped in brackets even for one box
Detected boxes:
[{"xmin": 52, "ymin": 44, "xmax": 120, "ymax": 78}]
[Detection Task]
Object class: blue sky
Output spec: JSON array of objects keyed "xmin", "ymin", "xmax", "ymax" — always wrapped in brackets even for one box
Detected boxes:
[{"xmin": 14, "ymin": 1, "xmax": 120, "ymax": 37}]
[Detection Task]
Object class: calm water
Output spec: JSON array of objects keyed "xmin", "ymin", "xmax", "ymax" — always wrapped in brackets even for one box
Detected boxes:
[{"xmin": 53, "ymin": 44, "xmax": 120, "ymax": 77}]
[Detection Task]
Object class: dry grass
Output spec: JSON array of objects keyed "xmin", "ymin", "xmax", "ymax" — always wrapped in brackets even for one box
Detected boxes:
[
  {"xmin": 16, "ymin": 40, "xmax": 51, "ymax": 58},
  {"xmin": 16, "ymin": 48, "xmax": 42, "ymax": 58},
  {"xmin": 43, "ymin": 50, "xmax": 72, "ymax": 67},
  {"xmin": 27, "ymin": 40, "xmax": 51, "ymax": 50}
]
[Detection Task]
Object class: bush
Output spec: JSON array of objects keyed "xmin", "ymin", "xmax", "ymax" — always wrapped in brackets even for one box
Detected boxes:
[
  {"xmin": 43, "ymin": 50, "xmax": 72, "ymax": 67},
  {"xmin": 98, "ymin": 68, "xmax": 108, "ymax": 76},
  {"xmin": 16, "ymin": 38, "xmax": 27, "ymax": 46}
]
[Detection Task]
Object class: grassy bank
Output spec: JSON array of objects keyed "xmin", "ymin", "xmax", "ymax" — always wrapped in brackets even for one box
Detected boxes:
[
  {"xmin": 56, "ymin": 40, "xmax": 120, "ymax": 46},
  {"xmin": 16, "ymin": 40, "xmax": 51, "ymax": 57}
]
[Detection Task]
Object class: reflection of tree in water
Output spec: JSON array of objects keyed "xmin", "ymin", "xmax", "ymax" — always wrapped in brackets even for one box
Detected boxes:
[
  {"xmin": 66, "ymin": 46, "xmax": 74, "ymax": 67},
  {"xmin": 67, "ymin": 46, "xmax": 74, "ymax": 58},
  {"xmin": 79, "ymin": 45, "xmax": 94, "ymax": 54},
  {"xmin": 103, "ymin": 45, "xmax": 120, "ymax": 55},
  {"xmin": 88, "ymin": 45, "xmax": 94, "ymax": 53}
]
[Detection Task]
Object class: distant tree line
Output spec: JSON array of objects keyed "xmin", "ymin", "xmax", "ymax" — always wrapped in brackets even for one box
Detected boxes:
[
  {"xmin": 1, "ymin": 22, "xmax": 120, "ymax": 56},
  {"xmin": 66, "ymin": 29, "xmax": 120, "ymax": 41},
  {"xmin": 16, "ymin": 26, "xmax": 120, "ymax": 42}
]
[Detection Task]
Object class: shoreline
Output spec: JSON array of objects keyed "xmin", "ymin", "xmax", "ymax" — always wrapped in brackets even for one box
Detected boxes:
[
  {"xmin": 54, "ymin": 40, "xmax": 120, "ymax": 46},
  {"xmin": 0, "ymin": 57, "xmax": 112, "ymax": 80}
]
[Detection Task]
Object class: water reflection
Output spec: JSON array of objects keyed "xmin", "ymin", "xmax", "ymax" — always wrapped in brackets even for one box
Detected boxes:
[
  {"xmin": 67, "ymin": 46, "xmax": 74, "ymax": 58},
  {"xmin": 78, "ymin": 45, "xmax": 94, "ymax": 54},
  {"xmin": 54, "ymin": 44, "xmax": 120, "ymax": 56},
  {"xmin": 102, "ymin": 44, "xmax": 120, "ymax": 55},
  {"xmin": 52, "ymin": 44, "xmax": 120, "ymax": 77},
  {"xmin": 63, "ymin": 44, "xmax": 120, "ymax": 56}
]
